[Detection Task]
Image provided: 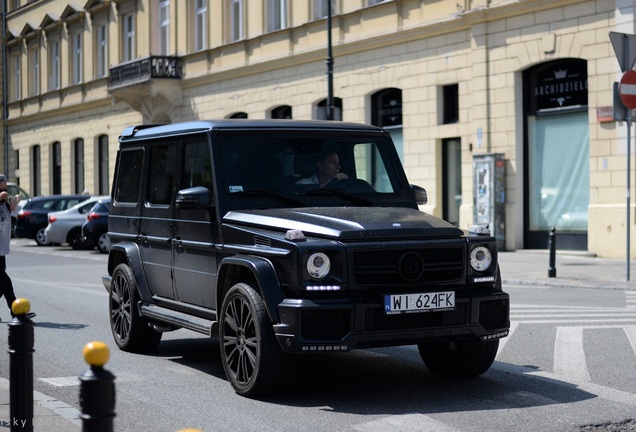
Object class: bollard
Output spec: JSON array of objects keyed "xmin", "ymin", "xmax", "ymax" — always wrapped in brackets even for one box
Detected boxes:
[
  {"xmin": 548, "ymin": 227, "xmax": 557, "ymax": 278},
  {"xmin": 79, "ymin": 341, "xmax": 116, "ymax": 432},
  {"xmin": 8, "ymin": 298, "xmax": 34, "ymax": 432}
]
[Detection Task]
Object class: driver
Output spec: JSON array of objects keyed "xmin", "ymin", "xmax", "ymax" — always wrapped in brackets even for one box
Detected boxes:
[{"xmin": 296, "ymin": 148, "xmax": 348, "ymax": 188}]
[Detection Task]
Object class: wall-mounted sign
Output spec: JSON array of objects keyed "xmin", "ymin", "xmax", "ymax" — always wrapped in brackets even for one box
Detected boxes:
[{"xmin": 526, "ymin": 59, "xmax": 588, "ymax": 114}]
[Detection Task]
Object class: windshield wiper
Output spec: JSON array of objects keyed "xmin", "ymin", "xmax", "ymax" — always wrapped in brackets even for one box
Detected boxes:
[
  {"xmin": 233, "ymin": 188, "xmax": 305, "ymax": 207},
  {"xmin": 305, "ymin": 187, "xmax": 372, "ymax": 205}
]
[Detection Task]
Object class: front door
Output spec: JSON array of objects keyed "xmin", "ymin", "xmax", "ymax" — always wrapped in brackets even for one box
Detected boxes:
[{"xmin": 172, "ymin": 138, "xmax": 218, "ymax": 311}]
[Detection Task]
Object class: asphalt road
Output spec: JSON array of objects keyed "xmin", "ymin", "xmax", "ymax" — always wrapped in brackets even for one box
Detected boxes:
[{"xmin": 1, "ymin": 239, "xmax": 636, "ymax": 431}]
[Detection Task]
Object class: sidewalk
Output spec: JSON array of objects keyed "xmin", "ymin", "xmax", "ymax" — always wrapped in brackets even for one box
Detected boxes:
[{"xmin": 1, "ymin": 249, "xmax": 635, "ymax": 431}]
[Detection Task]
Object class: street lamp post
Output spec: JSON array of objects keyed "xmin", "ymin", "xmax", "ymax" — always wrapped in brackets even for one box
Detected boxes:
[{"xmin": 326, "ymin": 1, "xmax": 334, "ymax": 121}]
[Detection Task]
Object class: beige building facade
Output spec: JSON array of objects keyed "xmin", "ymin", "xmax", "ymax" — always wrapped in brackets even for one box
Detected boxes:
[{"xmin": 1, "ymin": 0, "xmax": 635, "ymax": 258}]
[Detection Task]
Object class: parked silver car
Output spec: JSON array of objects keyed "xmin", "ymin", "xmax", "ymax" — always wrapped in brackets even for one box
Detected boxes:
[{"xmin": 44, "ymin": 196, "xmax": 109, "ymax": 248}]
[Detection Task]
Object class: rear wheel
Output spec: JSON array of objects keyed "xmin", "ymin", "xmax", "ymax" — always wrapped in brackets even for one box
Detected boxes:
[
  {"xmin": 220, "ymin": 282, "xmax": 283, "ymax": 397},
  {"xmin": 97, "ymin": 232, "xmax": 111, "ymax": 253},
  {"xmin": 418, "ymin": 339, "xmax": 499, "ymax": 378},
  {"xmin": 35, "ymin": 227, "xmax": 49, "ymax": 246},
  {"xmin": 109, "ymin": 263, "xmax": 162, "ymax": 352}
]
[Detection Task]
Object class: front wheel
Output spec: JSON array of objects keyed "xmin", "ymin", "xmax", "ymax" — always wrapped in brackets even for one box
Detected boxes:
[
  {"xmin": 220, "ymin": 283, "xmax": 283, "ymax": 397},
  {"xmin": 418, "ymin": 339, "xmax": 499, "ymax": 378},
  {"xmin": 109, "ymin": 263, "xmax": 162, "ymax": 352}
]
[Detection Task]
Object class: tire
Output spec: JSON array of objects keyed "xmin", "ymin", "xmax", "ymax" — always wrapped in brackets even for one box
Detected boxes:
[
  {"xmin": 418, "ymin": 339, "xmax": 499, "ymax": 379},
  {"xmin": 109, "ymin": 263, "xmax": 162, "ymax": 352},
  {"xmin": 35, "ymin": 227, "xmax": 49, "ymax": 246},
  {"xmin": 97, "ymin": 232, "xmax": 111, "ymax": 254},
  {"xmin": 220, "ymin": 282, "xmax": 283, "ymax": 397},
  {"xmin": 69, "ymin": 228, "xmax": 83, "ymax": 250}
]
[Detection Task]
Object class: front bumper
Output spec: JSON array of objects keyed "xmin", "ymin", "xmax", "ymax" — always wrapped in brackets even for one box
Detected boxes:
[{"xmin": 273, "ymin": 291, "xmax": 510, "ymax": 353}]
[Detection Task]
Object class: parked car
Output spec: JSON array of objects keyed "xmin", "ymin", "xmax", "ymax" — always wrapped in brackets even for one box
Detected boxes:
[
  {"xmin": 82, "ymin": 198, "xmax": 111, "ymax": 253},
  {"xmin": 44, "ymin": 196, "xmax": 109, "ymax": 249},
  {"xmin": 15, "ymin": 195, "xmax": 91, "ymax": 246},
  {"xmin": 104, "ymin": 120, "xmax": 509, "ymax": 397}
]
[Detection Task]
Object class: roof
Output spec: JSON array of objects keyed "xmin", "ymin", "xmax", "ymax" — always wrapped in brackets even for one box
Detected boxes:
[{"xmin": 119, "ymin": 119, "xmax": 385, "ymax": 142}]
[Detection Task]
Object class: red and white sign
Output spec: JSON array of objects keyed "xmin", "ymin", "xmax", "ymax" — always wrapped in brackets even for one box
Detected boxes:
[{"xmin": 620, "ymin": 70, "xmax": 636, "ymax": 109}]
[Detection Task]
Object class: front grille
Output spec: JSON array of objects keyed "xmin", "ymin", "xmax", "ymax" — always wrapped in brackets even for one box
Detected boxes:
[
  {"xmin": 479, "ymin": 299, "xmax": 509, "ymax": 330},
  {"xmin": 353, "ymin": 247, "xmax": 464, "ymax": 287},
  {"xmin": 365, "ymin": 302, "xmax": 467, "ymax": 332}
]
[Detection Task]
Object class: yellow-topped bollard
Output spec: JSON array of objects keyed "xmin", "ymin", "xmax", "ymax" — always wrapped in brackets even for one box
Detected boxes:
[
  {"xmin": 11, "ymin": 298, "xmax": 30, "ymax": 316},
  {"xmin": 83, "ymin": 341, "xmax": 110, "ymax": 367},
  {"xmin": 8, "ymin": 298, "xmax": 35, "ymax": 432},
  {"xmin": 177, "ymin": 429, "xmax": 204, "ymax": 432},
  {"xmin": 79, "ymin": 341, "xmax": 116, "ymax": 432}
]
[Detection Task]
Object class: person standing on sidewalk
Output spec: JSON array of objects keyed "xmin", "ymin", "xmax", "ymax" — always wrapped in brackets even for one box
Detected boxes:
[{"xmin": 0, "ymin": 174, "xmax": 20, "ymax": 319}]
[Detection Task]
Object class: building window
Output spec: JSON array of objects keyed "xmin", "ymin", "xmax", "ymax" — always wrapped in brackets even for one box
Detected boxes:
[
  {"xmin": 70, "ymin": 31, "xmax": 83, "ymax": 85},
  {"xmin": 52, "ymin": 142, "xmax": 62, "ymax": 194},
  {"xmin": 371, "ymin": 88, "xmax": 403, "ymax": 160},
  {"xmin": 10, "ymin": 0, "xmax": 20, "ymax": 12},
  {"xmin": 442, "ymin": 84, "xmax": 459, "ymax": 124},
  {"xmin": 313, "ymin": 0, "xmax": 335, "ymax": 20},
  {"xmin": 28, "ymin": 47, "xmax": 39, "ymax": 96},
  {"xmin": 122, "ymin": 13, "xmax": 136, "ymax": 61},
  {"xmin": 229, "ymin": 112, "xmax": 247, "ymax": 118},
  {"xmin": 74, "ymin": 139, "xmax": 85, "ymax": 194},
  {"xmin": 229, "ymin": 0, "xmax": 244, "ymax": 42},
  {"xmin": 367, "ymin": 0, "xmax": 387, "ymax": 5},
  {"xmin": 95, "ymin": 23, "xmax": 108, "ymax": 78},
  {"xmin": 11, "ymin": 53, "xmax": 21, "ymax": 101},
  {"xmin": 315, "ymin": 98, "xmax": 342, "ymax": 120},
  {"xmin": 266, "ymin": 0, "xmax": 287, "ymax": 32},
  {"xmin": 14, "ymin": 150, "xmax": 20, "ymax": 187},
  {"xmin": 159, "ymin": 0, "xmax": 170, "ymax": 55},
  {"xmin": 49, "ymin": 39, "xmax": 60, "ymax": 90},
  {"xmin": 32, "ymin": 145, "xmax": 41, "ymax": 197},
  {"xmin": 194, "ymin": 0, "xmax": 207, "ymax": 50},
  {"xmin": 271, "ymin": 105, "xmax": 292, "ymax": 119},
  {"xmin": 98, "ymin": 135, "xmax": 109, "ymax": 195}
]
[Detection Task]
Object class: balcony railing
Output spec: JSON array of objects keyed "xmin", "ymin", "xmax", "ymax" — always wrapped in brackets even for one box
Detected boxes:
[{"xmin": 108, "ymin": 55, "xmax": 183, "ymax": 90}]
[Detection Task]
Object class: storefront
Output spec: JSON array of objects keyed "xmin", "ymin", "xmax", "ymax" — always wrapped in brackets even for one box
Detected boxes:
[{"xmin": 523, "ymin": 59, "xmax": 589, "ymax": 250}]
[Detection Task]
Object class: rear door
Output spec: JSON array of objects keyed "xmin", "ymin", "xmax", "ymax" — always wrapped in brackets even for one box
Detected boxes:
[
  {"xmin": 172, "ymin": 137, "xmax": 218, "ymax": 311},
  {"xmin": 137, "ymin": 142, "xmax": 177, "ymax": 300}
]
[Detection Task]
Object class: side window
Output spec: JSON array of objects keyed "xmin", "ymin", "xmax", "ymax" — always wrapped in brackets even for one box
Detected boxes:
[
  {"xmin": 182, "ymin": 141, "xmax": 212, "ymax": 191},
  {"xmin": 115, "ymin": 148, "xmax": 144, "ymax": 203},
  {"xmin": 353, "ymin": 142, "xmax": 396, "ymax": 193},
  {"xmin": 148, "ymin": 145, "xmax": 173, "ymax": 205}
]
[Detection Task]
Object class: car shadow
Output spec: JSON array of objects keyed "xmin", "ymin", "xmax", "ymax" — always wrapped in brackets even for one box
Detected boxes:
[{"xmin": 145, "ymin": 338, "xmax": 597, "ymax": 415}]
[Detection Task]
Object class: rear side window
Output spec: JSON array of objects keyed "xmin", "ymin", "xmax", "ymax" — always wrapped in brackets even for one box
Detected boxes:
[{"xmin": 115, "ymin": 149, "xmax": 144, "ymax": 203}]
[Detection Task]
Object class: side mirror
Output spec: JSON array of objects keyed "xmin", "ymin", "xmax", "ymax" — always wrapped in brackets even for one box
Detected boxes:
[
  {"xmin": 175, "ymin": 186, "xmax": 211, "ymax": 210},
  {"xmin": 411, "ymin": 184, "xmax": 427, "ymax": 206}
]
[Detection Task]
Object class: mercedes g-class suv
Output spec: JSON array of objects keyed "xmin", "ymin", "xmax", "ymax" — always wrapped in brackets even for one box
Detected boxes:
[{"xmin": 104, "ymin": 119, "xmax": 509, "ymax": 397}]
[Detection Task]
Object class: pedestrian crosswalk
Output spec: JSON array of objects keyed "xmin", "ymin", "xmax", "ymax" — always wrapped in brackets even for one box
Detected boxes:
[{"xmin": 498, "ymin": 291, "xmax": 636, "ymax": 385}]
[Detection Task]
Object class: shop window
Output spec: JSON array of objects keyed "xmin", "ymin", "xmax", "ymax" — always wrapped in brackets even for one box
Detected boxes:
[
  {"xmin": 371, "ymin": 88, "xmax": 402, "ymax": 160},
  {"xmin": 315, "ymin": 98, "xmax": 342, "ymax": 120},
  {"xmin": 271, "ymin": 105, "xmax": 292, "ymax": 119},
  {"xmin": 74, "ymin": 139, "xmax": 85, "ymax": 194}
]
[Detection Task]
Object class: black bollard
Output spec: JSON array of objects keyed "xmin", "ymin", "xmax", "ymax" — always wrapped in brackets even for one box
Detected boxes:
[
  {"xmin": 8, "ymin": 299, "xmax": 34, "ymax": 432},
  {"xmin": 548, "ymin": 227, "xmax": 557, "ymax": 278},
  {"xmin": 79, "ymin": 342, "xmax": 116, "ymax": 432}
]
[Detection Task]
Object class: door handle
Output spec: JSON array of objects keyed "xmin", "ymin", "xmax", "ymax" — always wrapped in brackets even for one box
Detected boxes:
[{"xmin": 172, "ymin": 238, "xmax": 183, "ymax": 247}]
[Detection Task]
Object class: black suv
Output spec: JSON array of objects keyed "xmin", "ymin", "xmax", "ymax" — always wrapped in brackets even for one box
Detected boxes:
[{"xmin": 104, "ymin": 120, "xmax": 509, "ymax": 397}]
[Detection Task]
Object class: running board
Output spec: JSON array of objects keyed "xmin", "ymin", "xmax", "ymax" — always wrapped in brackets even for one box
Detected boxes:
[{"xmin": 139, "ymin": 303, "xmax": 218, "ymax": 337}]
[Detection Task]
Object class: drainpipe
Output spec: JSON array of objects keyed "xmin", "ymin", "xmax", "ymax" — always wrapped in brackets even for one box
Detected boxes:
[{"xmin": 1, "ymin": 0, "xmax": 8, "ymax": 177}]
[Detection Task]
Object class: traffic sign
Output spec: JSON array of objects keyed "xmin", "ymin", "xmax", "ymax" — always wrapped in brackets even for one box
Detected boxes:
[
  {"xmin": 610, "ymin": 32, "xmax": 636, "ymax": 72},
  {"xmin": 619, "ymin": 70, "xmax": 636, "ymax": 109}
]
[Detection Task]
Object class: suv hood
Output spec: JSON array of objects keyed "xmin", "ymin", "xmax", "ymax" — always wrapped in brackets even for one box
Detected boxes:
[{"xmin": 224, "ymin": 207, "xmax": 463, "ymax": 240}]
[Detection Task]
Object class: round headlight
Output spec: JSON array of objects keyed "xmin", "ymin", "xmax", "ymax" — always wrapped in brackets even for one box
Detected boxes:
[
  {"xmin": 470, "ymin": 246, "xmax": 492, "ymax": 272},
  {"xmin": 306, "ymin": 252, "xmax": 331, "ymax": 280}
]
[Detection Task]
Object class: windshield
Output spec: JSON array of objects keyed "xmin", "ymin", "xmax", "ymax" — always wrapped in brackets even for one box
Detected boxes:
[{"xmin": 219, "ymin": 135, "xmax": 405, "ymax": 208}]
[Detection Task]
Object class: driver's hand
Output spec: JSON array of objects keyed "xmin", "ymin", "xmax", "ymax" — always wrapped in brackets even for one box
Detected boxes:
[{"xmin": 335, "ymin": 173, "xmax": 348, "ymax": 181}]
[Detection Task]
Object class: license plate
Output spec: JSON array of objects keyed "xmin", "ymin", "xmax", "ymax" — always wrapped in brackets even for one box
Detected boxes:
[{"xmin": 384, "ymin": 291, "xmax": 455, "ymax": 315}]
